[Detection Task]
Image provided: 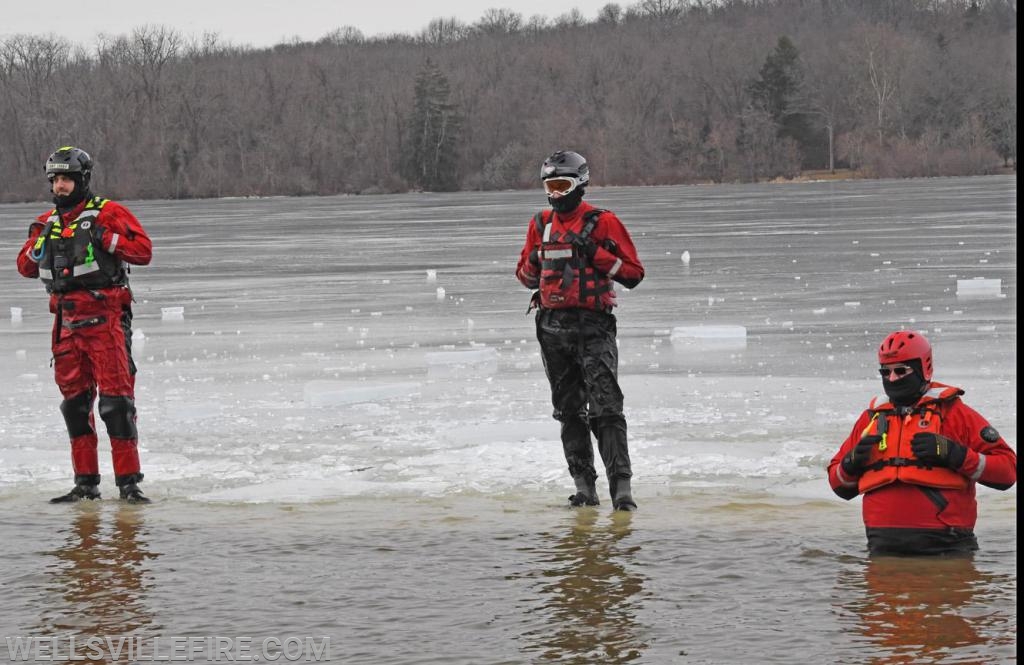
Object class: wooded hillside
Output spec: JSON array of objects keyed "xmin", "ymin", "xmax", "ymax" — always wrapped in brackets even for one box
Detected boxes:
[{"xmin": 0, "ymin": 0, "xmax": 1015, "ymax": 202}]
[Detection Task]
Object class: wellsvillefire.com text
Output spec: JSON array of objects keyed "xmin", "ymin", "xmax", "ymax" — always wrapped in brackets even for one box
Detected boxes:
[{"xmin": 4, "ymin": 636, "xmax": 331, "ymax": 662}]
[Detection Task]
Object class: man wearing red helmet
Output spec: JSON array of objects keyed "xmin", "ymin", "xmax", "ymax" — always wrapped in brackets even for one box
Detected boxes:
[
  {"xmin": 827, "ymin": 330, "xmax": 1016, "ymax": 554},
  {"xmin": 16, "ymin": 147, "xmax": 153, "ymax": 504},
  {"xmin": 516, "ymin": 150, "xmax": 645, "ymax": 511}
]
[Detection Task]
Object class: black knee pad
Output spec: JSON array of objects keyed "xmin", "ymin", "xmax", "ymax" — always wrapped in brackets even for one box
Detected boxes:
[
  {"xmin": 60, "ymin": 391, "xmax": 96, "ymax": 438},
  {"xmin": 98, "ymin": 394, "xmax": 138, "ymax": 440}
]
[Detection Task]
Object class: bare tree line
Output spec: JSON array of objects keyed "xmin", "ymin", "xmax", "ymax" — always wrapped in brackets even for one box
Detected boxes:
[{"xmin": 0, "ymin": 0, "xmax": 1015, "ymax": 202}]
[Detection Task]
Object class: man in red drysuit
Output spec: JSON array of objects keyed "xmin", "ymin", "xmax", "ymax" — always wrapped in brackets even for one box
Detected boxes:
[
  {"xmin": 828, "ymin": 330, "xmax": 1016, "ymax": 554},
  {"xmin": 17, "ymin": 146, "xmax": 153, "ymax": 504}
]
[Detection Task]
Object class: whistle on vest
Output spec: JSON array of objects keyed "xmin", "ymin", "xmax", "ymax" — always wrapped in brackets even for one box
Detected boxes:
[
  {"xmin": 864, "ymin": 413, "xmax": 889, "ymax": 452},
  {"xmin": 875, "ymin": 415, "xmax": 888, "ymax": 451}
]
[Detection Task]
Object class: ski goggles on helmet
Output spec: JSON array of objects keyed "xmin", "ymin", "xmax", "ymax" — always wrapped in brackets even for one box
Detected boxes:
[{"xmin": 543, "ymin": 176, "xmax": 582, "ymax": 197}]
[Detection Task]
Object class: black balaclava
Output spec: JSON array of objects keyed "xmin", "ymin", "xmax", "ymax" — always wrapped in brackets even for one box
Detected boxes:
[
  {"xmin": 882, "ymin": 358, "xmax": 928, "ymax": 406},
  {"xmin": 52, "ymin": 172, "xmax": 89, "ymax": 213},
  {"xmin": 548, "ymin": 187, "xmax": 585, "ymax": 215}
]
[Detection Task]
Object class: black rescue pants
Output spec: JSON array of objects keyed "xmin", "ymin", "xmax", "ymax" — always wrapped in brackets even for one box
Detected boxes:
[
  {"xmin": 536, "ymin": 308, "xmax": 632, "ymax": 490},
  {"xmin": 866, "ymin": 527, "xmax": 979, "ymax": 556}
]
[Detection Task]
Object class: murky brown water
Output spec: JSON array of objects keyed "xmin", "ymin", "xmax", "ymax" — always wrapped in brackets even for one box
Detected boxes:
[{"xmin": 1, "ymin": 491, "xmax": 1016, "ymax": 664}]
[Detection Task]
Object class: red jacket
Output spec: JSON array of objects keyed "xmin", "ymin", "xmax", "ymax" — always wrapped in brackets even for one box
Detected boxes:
[
  {"xmin": 515, "ymin": 201, "xmax": 644, "ymax": 308},
  {"xmin": 828, "ymin": 386, "xmax": 1017, "ymax": 530},
  {"xmin": 17, "ymin": 197, "xmax": 152, "ymax": 318}
]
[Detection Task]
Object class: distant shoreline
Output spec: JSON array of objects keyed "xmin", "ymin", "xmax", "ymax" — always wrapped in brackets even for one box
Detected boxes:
[{"xmin": 1, "ymin": 169, "xmax": 1017, "ymax": 207}]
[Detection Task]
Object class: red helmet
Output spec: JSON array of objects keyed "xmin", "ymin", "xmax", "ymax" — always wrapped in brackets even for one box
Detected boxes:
[{"xmin": 878, "ymin": 330, "xmax": 933, "ymax": 381}]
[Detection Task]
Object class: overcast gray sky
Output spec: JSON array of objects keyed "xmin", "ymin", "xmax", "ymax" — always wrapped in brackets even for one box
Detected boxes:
[{"xmin": 3, "ymin": 0, "xmax": 620, "ymax": 48}]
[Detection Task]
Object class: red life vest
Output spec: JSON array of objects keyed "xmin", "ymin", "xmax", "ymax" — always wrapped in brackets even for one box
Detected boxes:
[
  {"xmin": 534, "ymin": 209, "xmax": 615, "ymax": 311},
  {"xmin": 858, "ymin": 382, "xmax": 969, "ymax": 494}
]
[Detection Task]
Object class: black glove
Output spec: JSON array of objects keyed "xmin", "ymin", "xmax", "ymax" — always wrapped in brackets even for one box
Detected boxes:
[
  {"xmin": 91, "ymin": 224, "xmax": 109, "ymax": 249},
  {"xmin": 841, "ymin": 435, "xmax": 882, "ymax": 477},
  {"xmin": 911, "ymin": 432, "xmax": 967, "ymax": 469},
  {"xmin": 570, "ymin": 233, "xmax": 598, "ymax": 260},
  {"xmin": 528, "ymin": 248, "xmax": 540, "ymax": 267}
]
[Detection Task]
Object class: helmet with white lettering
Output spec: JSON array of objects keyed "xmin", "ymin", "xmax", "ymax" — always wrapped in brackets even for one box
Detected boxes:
[{"xmin": 45, "ymin": 146, "xmax": 93, "ymax": 189}]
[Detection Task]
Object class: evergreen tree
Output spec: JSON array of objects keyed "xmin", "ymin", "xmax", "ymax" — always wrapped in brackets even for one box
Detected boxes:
[
  {"xmin": 405, "ymin": 59, "xmax": 461, "ymax": 191},
  {"xmin": 748, "ymin": 36, "xmax": 819, "ymax": 167}
]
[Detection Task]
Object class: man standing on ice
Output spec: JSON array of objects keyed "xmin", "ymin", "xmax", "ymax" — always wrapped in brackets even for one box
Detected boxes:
[
  {"xmin": 16, "ymin": 147, "xmax": 153, "ymax": 504},
  {"xmin": 515, "ymin": 150, "xmax": 645, "ymax": 511}
]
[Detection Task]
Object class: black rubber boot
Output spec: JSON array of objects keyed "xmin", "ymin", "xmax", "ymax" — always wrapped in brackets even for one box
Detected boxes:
[
  {"xmin": 561, "ymin": 417, "xmax": 599, "ymax": 507},
  {"xmin": 593, "ymin": 418, "xmax": 632, "ymax": 475},
  {"xmin": 568, "ymin": 475, "xmax": 600, "ymax": 507},
  {"xmin": 50, "ymin": 474, "xmax": 101, "ymax": 503},
  {"xmin": 611, "ymin": 476, "xmax": 637, "ymax": 512},
  {"xmin": 116, "ymin": 473, "xmax": 151, "ymax": 504},
  {"xmin": 593, "ymin": 416, "xmax": 635, "ymax": 510},
  {"xmin": 561, "ymin": 418, "xmax": 596, "ymax": 479}
]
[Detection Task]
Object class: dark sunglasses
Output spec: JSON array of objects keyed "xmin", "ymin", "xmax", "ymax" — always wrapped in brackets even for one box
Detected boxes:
[{"xmin": 879, "ymin": 366, "xmax": 914, "ymax": 379}]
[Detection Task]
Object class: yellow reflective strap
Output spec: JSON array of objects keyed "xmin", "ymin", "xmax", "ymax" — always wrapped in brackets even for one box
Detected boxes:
[
  {"xmin": 860, "ymin": 413, "xmax": 878, "ymax": 438},
  {"xmin": 862, "ymin": 413, "xmax": 888, "ymax": 451}
]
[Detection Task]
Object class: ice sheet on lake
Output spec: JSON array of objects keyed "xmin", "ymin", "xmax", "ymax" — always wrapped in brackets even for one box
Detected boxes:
[
  {"xmin": 670, "ymin": 325, "xmax": 748, "ymax": 350},
  {"xmin": 303, "ymin": 381, "xmax": 420, "ymax": 407},
  {"xmin": 0, "ymin": 177, "xmax": 1014, "ymax": 504},
  {"xmin": 956, "ymin": 278, "xmax": 1004, "ymax": 299},
  {"xmin": 424, "ymin": 346, "xmax": 498, "ymax": 376},
  {"xmin": 197, "ymin": 477, "xmax": 434, "ymax": 503},
  {"xmin": 161, "ymin": 306, "xmax": 185, "ymax": 321}
]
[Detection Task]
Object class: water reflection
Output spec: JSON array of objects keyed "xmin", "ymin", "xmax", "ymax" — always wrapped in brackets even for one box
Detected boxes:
[
  {"xmin": 36, "ymin": 505, "xmax": 159, "ymax": 640},
  {"xmin": 837, "ymin": 554, "xmax": 1016, "ymax": 664},
  {"xmin": 519, "ymin": 509, "xmax": 647, "ymax": 663}
]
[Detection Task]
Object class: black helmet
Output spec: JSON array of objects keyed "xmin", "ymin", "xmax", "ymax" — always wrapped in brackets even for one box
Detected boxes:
[
  {"xmin": 45, "ymin": 146, "xmax": 93, "ymax": 188},
  {"xmin": 540, "ymin": 150, "xmax": 589, "ymax": 186}
]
